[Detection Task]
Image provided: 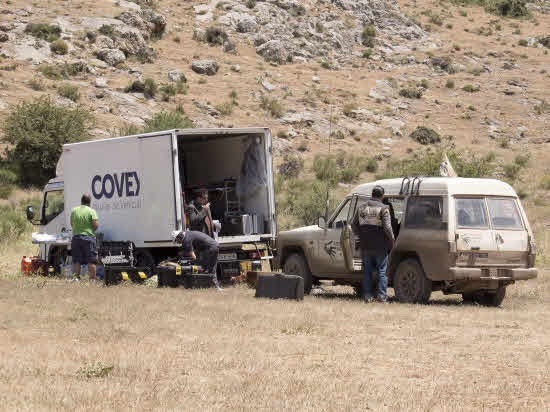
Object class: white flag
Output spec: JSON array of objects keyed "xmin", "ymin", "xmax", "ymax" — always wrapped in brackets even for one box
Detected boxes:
[{"xmin": 440, "ymin": 153, "xmax": 458, "ymax": 177}]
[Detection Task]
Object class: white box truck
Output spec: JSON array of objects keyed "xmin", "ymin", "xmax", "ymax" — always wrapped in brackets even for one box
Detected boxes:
[{"xmin": 27, "ymin": 128, "xmax": 276, "ymax": 280}]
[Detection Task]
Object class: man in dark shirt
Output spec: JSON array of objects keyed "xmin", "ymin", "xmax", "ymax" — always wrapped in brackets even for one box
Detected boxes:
[
  {"xmin": 171, "ymin": 230, "xmax": 221, "ymax": 290},
  {"xmin": 352, "ymin": 186, "xmax": 395, "ymax": 303},
  {"xmin": 186, "ymin": 189, "xmax": 214, "ymax": 237}
]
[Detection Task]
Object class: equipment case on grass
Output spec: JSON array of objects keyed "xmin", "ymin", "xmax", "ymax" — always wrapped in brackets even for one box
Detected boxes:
[
  {"xmin": 255, "ymin": 273, "xmax": 304, "ymax": 300},
  {"xmin": 104, "ymin": 266, "xmax": 150, "ymax": 286}
]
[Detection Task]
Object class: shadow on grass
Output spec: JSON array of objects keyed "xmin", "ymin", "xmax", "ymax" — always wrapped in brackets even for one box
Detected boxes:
[{"xmin": 311, "ymin": 289, "xmax": 467, "ymax": 306}]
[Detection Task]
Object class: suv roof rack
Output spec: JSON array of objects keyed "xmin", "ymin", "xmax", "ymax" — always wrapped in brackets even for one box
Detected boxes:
[{"xmin": 399, "ymin": 176, "xmax": 423, "ymax": 196}]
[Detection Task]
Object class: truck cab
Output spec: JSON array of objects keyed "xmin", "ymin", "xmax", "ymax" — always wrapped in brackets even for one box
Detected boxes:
[{"xmin": 275, "ymin": 177, "xmax": 538, "ymax": 306}]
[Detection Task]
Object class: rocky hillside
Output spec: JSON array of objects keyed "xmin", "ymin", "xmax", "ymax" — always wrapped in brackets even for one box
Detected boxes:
[{"xmin": 0, "ymin": 0, "xmax": 548, "ymax": 235}]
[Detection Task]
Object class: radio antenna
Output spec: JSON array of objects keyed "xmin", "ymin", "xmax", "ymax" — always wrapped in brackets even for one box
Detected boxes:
[{"xmin": 323, "ymin": 104, "xmax": 334, "ymax": 221}]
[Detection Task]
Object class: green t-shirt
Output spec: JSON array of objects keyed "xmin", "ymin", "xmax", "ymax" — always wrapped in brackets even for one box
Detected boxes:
[{"xmin": 70, "ymin": 205, "xmax": 98, "ymax": 237}]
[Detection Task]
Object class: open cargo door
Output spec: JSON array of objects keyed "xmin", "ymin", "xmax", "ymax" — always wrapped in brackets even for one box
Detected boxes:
[{"xmin": 138, "ymin": 133, "xmax": 181, "ymax": 243}]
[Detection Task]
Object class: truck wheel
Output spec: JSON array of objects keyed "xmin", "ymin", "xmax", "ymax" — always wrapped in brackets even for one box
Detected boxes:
[
  {"xmin": 283, "ymin": 253, "xmax": 312, "ymax": 294},
  {"xmin": 394, "ymin": 259, "xmax": 432, "ymax": 304},
  {"xmin": 461, "ymin": 293, "xmax": 477, "ymax": 303},
  {"xmin": 479, "ymin": 287, "xmax": 506, "ymax": 307}
]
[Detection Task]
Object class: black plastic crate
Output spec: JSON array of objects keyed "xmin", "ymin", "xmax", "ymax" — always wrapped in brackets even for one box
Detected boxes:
[{"xmin": 104, "ymin": 266, "xmax": 150, "ymax": 286}]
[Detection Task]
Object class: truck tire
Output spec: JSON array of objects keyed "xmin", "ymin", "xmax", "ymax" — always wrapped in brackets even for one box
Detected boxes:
[
  {"xmin": 393, "ymin": 259, "xmax": 432, "ymax": 303},
  {"xmin": 283, "ymin": 253, "xmax": 312, "ymax": 294}
]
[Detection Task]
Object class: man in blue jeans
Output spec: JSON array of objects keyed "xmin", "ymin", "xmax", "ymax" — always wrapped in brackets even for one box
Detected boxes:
[{"xmin": 353, "ymin": 186, "xmax": 395, "ymax": 302}]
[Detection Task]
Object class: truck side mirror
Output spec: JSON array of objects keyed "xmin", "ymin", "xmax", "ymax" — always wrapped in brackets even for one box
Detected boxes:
[
  {"xmin": 26, "ymin": 206, "xmax": 35, "ymax": 221},
  {"xmin": 318, "ymin": 216, "xmax": 326, "ymax": 229}
]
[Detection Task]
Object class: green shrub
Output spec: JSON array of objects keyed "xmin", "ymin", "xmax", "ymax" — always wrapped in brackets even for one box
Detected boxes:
[
  {"xmin": 446, "ymin": 79, "xmax": 455, "ymax": 88},
  {"xmin": 410, "ymin": 126, "xmax": 441, "ymax": 145},
  {"xmin": 205, "ymin": 26, "xmax": 229, "ymax": 45},
  {"xmin": 362, "ymin": 24, "xmax": 376, "ymax": 47},
  {"xmin": 142, "ymin": 110, "xmax": 194, "ymax": 133},
  {"xmin": 540, "ymin": 175, "xmax": 550, "ymax": 190},
  {"xmin": 57, "ymin": 83, "xmax": 79, "ymax": 102},
  {"xmin": 278, "ymin": 155, "xmax": 303, "ymax": 178},
  {"xmin": 278, "ymin": 178, "xmax": 336, "ymax": 226},
  {"xmin": 503, "ymin": 162, "xmax": 521, "ymax": 180},
  {"xmin": 365, "ymin": 157, "xmax": 378, "ymax": 173},
  {"xmin": 143, "ymin": 78, "xmax": 157, "ymax": 98},
  {"xmin": 215, "ymin": 101, "xmax": 234, "ymax": 116},
  {"xmin": 362, "ymin": 48, "xmax": 373, "ymax": 58},
  {"xmin": 514, "ymin": 154, "xmax": 529, "ymax": 167},
  {"xmin": 3, "ymin": 96, "xmax": 93, "ymax": 187},
  {"xmin": 378, "ymin": 148, "xmax": 497, "ymax": 179},
  {"xmin": 399, "ymin": 87, "xmax": 423, "ymax": 98},
  {"xmin": 462, "ymin": 84, "xmax": 480, "ymax": 92},
  {"xmin": 0, "ymin": 205, "xmax": 30, "ymax": 244},
  {"xmin": 24, "ymin": 23, "xmax": 61, "ymax": 42},
  {"xmin": 50, "ymin": 39, "xmax": 68, "ymax": 55},
  {"xmin": 0, "ymin": 169, "xmax": 17, "ymax": 199},
  {"xmin": 518, "ymin": 38, "xmax": 528, "ymax": 46},
  {"xmin": 534, "ymin": 100, "xmax": 549, "ymax": 115},
  {"xmin": 38, "ymin": 64, "xmax": 63, "ymax": 80},
  {"xmin": 313, "ymin": 155, "xmax": 339, "ymax": 184},
  {"xmin": 259, "ymin": 95, "xmax": 285, "ymax": 118},
  {"xmin": 29, "ymin": 78, "xmax": 46, "ymax": 91},
  {"xmin": 485, "ymin": 0, "xmax": 528, "ymax": 17}
]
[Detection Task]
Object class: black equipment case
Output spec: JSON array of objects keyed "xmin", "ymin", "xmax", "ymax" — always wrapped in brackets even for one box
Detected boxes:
[
  {"xmin": 156, "ymin": 264, "xmax": 215, "ymax": 289},
  {"xmin": 104, "ymin": 266, "xmax": 151, "ymax": 286},
  {"xmin": 254, "ymin": 273, "xmax": 304, "ymax": 300}
]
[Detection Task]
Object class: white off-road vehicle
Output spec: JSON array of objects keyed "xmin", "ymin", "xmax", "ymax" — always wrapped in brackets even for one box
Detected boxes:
[{"xmin": 274, "ymin": 177, "xmax": 538, "ymax": 306}]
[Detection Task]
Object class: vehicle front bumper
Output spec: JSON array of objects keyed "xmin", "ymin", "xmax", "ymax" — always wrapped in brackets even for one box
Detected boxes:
[{"xmin": 449, "ymin": 267, "xmax": 538, "ymax": 281}]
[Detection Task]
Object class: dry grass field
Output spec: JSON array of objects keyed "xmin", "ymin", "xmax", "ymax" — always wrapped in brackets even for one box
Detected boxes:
[{"xmin": 0, "ymin": 268, "xmax": 548, "ymax": 411}]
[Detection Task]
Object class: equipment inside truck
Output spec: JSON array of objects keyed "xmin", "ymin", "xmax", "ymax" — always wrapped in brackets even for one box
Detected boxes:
[{"xmin": 177, "ymin": 132, "xmax": 272, "ymax": 238}]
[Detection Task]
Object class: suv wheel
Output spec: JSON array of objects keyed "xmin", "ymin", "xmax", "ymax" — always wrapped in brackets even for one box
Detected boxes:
[
  {"xmin": 394, "ymin": 259, "xmax": 432, "ymax": 303},
  {"xmin": 283, "ymin": 253, "xmax": 312, "ymax": 294}
]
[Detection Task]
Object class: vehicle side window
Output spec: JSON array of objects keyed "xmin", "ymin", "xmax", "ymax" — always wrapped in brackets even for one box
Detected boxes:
[
  {"xmin": 329, "ymin": 199, "xmax": 350, "ymax": 228},
  {"xmin": 455, "ymin": 198, "xmax": 488, "ymax": 228},
  {"xmin": 486, "ymin": 198, "xmax": 523, "ymax": 230},
  {"xmin": 405, "ymin": 197, "xmax": 443, "ymax": 229},
  {"xmin": 42, "ymin": 190, "xmax": 64, "ymax": 224}
]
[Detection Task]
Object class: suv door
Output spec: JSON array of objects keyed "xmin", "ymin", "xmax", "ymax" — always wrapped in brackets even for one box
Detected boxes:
[
  {"xmin": 312, "ymin": 198, "xmax": 352, "ymax": 276},
  {"xmin": 341, "ymin": 194, "xmax": 369, "ymax": 273},
  {"xmin": 486, "ymin": 197, "xmax": 528, "ymax": 265},
  {"xmin": 454, "ymin": 197, "xmax": 496, "ymax": 267}
]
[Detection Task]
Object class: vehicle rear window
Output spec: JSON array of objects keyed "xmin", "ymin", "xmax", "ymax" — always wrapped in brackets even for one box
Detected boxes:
[
  {"xmin": 455, "ymin": 198, "xmax": 488, "ymax": 228},
  {"xmin": 486, "ymin": 198, "xmax": 523, "ymax": 230}
]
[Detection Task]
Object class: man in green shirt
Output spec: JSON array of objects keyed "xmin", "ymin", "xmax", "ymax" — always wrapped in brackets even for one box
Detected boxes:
[{"xmin": 70, "ymin": 194, "xmax": 99, "ymax": 281}]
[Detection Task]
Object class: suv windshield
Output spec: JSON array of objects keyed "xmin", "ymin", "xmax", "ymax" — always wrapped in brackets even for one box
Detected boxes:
[{"xmin": 487, "ymin": 198, "xmax": 523, "ymax": 230}]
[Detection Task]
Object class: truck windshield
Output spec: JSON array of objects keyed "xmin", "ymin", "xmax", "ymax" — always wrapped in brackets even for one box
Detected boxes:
[
  {"xmin": 42, "ymin": 190, "xmax": 64, "ymax": 224},
  {"xmin": 486, "ymin": 198, "xmax": 523, "ymax": 230}
]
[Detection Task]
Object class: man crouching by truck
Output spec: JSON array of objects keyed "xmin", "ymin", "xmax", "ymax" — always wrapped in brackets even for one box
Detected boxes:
[
  {"xmin": 171, "ymin": 230, "xmax": 222, "ymax": 291},
  {"xmin": 70, "ymin": 194, "xmax": 99, "ymax": 281}
]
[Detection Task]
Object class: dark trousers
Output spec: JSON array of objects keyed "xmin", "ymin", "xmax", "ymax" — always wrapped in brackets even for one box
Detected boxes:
[{"xmin": 199, "ymin": 248, "xmax": 220, "ymax": 287}]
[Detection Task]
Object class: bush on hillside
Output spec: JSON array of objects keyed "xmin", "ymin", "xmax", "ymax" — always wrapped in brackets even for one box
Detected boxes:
[
  {"xmin": 50, "ymin": 39, "xmax": 68, "ymax": 55},
  {"xmin": 279, "ymin": 178, "xmax": 337, "ymax": 226},
  {"xmin": 278, "ymin": 155, "xmax": 303, "ymax": 178},
  {"xmin": 25, "ymin": 23, "xmax": 61, "ymax": 42},
  {"xmin": 410, "ymin": 126, "xmax": 441, "ymax": 145},
  {"xmin": 0, "ymin": 205, "xmax": 30, "ymax": 244},
  {"xmin": 0, "ymin": 169, "xmax": 17, "ymax": 199},
  {"xmin": 142, "ymin": 110, "xmax": 194, "ymax": 133},
  {"xmin": 3, "ymin": 97, "xmax": 93, "ymax": 187}
]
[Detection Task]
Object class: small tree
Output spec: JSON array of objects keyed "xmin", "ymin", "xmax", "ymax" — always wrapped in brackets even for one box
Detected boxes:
[
  {"xmin": 3, "ymin": 97, "xmax": 93, "ymax": 186},
  {"xmin": 142, "ymin": 110, "xmax": 194, "ymax": 133}
]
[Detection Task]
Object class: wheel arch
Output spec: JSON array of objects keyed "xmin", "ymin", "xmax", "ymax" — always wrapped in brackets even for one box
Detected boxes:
[{"xmin": 280, "ymin": 245, "xmax": 307, "ymax": 267}]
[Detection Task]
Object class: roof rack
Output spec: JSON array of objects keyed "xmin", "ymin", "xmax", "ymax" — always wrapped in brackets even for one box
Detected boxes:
[{"xmin": 399, "ymin": 176, "xmax": 423, "ymax": 196}]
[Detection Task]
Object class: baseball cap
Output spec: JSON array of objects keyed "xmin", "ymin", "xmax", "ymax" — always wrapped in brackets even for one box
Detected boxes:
[{"xmin": 170, "ymin": 230, "xmax": 185, "ymax": 243}]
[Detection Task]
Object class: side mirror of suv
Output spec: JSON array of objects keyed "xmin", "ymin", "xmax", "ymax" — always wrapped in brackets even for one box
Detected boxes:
[
  {"xmin": 318, "ymin": 216, "xmax": 326, "ymax": 229},
  {"xmin": 26, "ymin": 206, "xmax": 35, "ymax": 221}
]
